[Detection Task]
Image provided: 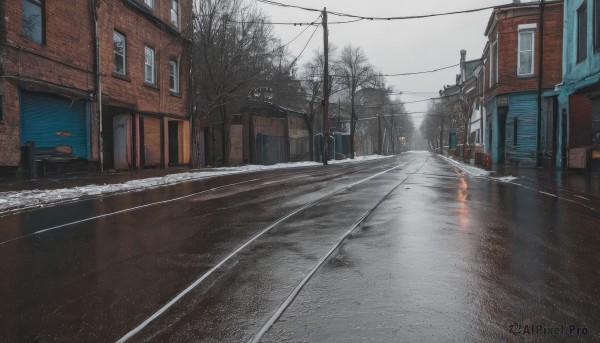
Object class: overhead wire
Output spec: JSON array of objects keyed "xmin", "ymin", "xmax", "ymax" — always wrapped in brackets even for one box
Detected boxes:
[
  {"xmin": 256, "ymin": 0, "xmax": 505, "ymax": 21},
  {"xmin": 288, "ymin": 21, "xmax": 322, "ymax": 67}
]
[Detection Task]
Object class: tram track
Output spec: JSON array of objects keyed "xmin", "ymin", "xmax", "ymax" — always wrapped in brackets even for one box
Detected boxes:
[
  {"xmin": 116, "ymin": 160, "xmax": 413, "ymax": 342},
  {"xmin": 0, "ymin": 157, "xmax": 406, "ymax": 246}
]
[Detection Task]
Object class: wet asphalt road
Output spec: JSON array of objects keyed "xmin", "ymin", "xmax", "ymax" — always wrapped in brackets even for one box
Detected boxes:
[{"xmin": 1, "ymin": 151, "xmax": 599, "ymax": 342}]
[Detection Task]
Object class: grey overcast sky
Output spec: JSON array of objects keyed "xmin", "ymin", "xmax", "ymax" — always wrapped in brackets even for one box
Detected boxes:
[{"xmin": 254, "ymin": 0, "xmax": 522, "ymax": 126}]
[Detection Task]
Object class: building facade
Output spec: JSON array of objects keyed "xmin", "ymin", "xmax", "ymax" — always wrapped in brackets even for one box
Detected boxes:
[
  {"xmin": 482, "ymin": 1, "xmax": 564, "ymax": 167},
  {"xmin": 0, "ymin": 0, "xmax": 191, "ymax": 176},
  {"xmin": 558, "ymin": 0, "xmax": 600, "ymax": 171}
]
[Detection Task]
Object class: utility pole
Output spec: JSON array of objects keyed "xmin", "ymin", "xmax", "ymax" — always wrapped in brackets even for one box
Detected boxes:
[
  {"xmin": 322, "ymin": 8, "xmax": 329, "ymax": 165},
  {"xmin": 536, "ymin": 0, "xmax": 545, "ymax": 167},
  {"xmin": 378, "ymin": 115, "xmax": 382, "ymax": 155},
  {"xmin": 390, "ymin": 110, "xmax": 395, "ymax": 154},
  {"xmin": 440, "ymin": 113, "xmax": 444, "ymax": 155}
]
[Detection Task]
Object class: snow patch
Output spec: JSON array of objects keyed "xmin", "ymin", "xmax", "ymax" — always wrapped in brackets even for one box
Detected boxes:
[
  {"xmin": 490, "ymin": 176, "xmax": 518, "ymax": 183},
  {"xmin": 438, "ymin": 154, "xmax": 491, "ymax": 177},
  {"xmin": 0, "ymin": 155, "xmax": 390, "ymax": 214}
]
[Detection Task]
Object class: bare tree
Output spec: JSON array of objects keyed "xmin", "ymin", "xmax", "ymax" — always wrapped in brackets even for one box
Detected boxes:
[
  {"xmin": 299, "ymin": 46, "xmax": 340, "ymax": 161},
  {"xmin": 192, "ymin": 0, "xmax": 277, "ymax": 166},
  {"xmin": 336, "ymin": 45, "xmax": 375, "ymax": 159}
]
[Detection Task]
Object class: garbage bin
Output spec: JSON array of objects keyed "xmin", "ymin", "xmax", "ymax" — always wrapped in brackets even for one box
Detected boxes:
[{"xmin": 20, "ymin": 141, "xmax": 37, "ymax": 178}]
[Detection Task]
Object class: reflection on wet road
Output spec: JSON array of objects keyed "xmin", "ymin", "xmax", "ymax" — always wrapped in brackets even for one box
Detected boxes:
[{"xmin": 1, "ymin": 151, "xmax": 598, "ymax": 342}]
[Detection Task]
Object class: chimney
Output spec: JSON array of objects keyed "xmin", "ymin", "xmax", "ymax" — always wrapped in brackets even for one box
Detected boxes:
[{"xmin": 460, "ymin": 49, "xmax": 467, "ymax": 62}]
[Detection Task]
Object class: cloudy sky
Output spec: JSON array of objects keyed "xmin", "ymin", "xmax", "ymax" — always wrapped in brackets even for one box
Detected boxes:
[{"xmin": 254, "ymin": 0, "xmax": 519, "ymax": 126}]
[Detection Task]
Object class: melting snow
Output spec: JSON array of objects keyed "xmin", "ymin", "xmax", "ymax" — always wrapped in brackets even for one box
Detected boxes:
[
  {"xmin": 0, "ymin": 155, "xmax": 391, "ymax": 214},
  {"xmin": 438, "ymin": 154, "xmax": 519, "ymax": 183}
]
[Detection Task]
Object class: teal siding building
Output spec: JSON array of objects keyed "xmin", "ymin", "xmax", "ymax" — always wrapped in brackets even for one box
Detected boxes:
[{"xmin": 557, "ymin": 0, "xmax": 600, "ymax": 170}]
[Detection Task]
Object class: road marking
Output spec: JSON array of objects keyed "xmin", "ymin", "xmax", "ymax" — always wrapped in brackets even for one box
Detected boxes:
[
  {"xmin": 0, "ymin": 179, "xmax": 261, "ymax": 246},
  {"xmin": 116, "ymin": 161, "xmax": 411, "ymax": 342},
  {"xmin": 0, "ymin": 160, "xmax": 401, "ymax": 246},
  {"xmin": 574, "ymin": 195, "xmax": 590, "ymax": 200},
  {"xmin": 249, "ymin": 177, "xmax": 408, "ymax": 343}
]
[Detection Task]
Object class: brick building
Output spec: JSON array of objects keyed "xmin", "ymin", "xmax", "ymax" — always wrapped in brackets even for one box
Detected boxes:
[
  {"xmin": 0, "ymin": 0, "xmax": 191, "ymax": 176},
  {"xmin": 482, "ymin": 0, "xmax": 563, "ymax": 166}
]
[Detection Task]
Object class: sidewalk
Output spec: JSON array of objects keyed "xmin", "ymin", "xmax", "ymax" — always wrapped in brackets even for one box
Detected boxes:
[
  {"xmin": 0, "ymin": 155, "xmax": 392, "ymax": 215},
  {"xmin": 440, "ymin": 153, "xmax": 600, "ymax": 201}
]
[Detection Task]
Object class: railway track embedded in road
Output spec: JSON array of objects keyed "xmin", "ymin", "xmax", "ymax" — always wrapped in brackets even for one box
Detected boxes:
[{"xmin": 116, "ymin": 160, "xmax": 413, "ymax": 342}]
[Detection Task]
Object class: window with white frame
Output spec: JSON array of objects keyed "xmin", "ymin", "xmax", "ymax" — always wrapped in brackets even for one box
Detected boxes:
[
  {"xmin": 145, "ymin": 46, "xmax": 155, "ymax": 84},
  {"xmin": 171, "ymin": 0, "xmax": 179, "ymax": 27},
  {"xmin": 144, "ymin": 0, "xmax": 154, "ymax": 9},
  {"xmin": 518, "ymin": 29, "xmax": 535, "ymax": 76},
  {"xmin": 169, "ymin": 60, "xmax": 179, "ymax": 93},
  {"xmin": 114, "ymin": 31, "xmax": 126, "ymax": 75}
]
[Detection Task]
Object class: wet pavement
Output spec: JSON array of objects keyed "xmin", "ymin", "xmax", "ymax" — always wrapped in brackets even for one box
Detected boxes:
[{"xmin": 1, "ymin": 151, "xmax": 599, "ymax": 342}]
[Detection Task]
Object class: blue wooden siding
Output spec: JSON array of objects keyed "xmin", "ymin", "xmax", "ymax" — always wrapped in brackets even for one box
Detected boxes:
[
  {"xmin": 506, "ymin": 92, "xmax": 538, "ymax": 165},
  {"xmin": 20, "ymin": 91, "xmax": 90, "ymax": 159},
  {"xmin": 484, "ymin": 98, "xmax": 499, "ymax": 163}
]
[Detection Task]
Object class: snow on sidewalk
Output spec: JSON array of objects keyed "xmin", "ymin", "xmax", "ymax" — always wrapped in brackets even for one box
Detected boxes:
[
  {"xmin": 438, "ymin": 154, "xmax": 518, "ymax": 183},
  {"xmin": 0, "ymin": 155, "xmax": 391, "ymax": 214}
]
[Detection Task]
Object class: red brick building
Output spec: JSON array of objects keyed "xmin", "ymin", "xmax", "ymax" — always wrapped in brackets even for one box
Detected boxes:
[
  {"xmin": 481, "ymin": 1, "xmax": 563, "ymax": 166},
  {"xmin": 0, "ymin": 0, "xmax": 191, "ymax": 175}
]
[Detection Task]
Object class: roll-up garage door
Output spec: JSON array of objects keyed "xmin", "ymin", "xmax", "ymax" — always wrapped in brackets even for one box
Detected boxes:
[
  {"xmin": 20, "ymin": 91, "xmax": 89, "ymax": 159},
  {"xmin": 143, "ymin": 116, "xmax": 161, "ymax": 166}
]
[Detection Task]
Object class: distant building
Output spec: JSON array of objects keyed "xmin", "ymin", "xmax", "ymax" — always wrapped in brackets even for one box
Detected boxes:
[
  {"xmin": 482, "ymin": 0, "xmax": 564, "ymax": 167},
  {"xmin": 0, "ymin": 0, "xmax": 192, "ymax": 176},
  {"xmin": 557, "ymin": 0, "xmax": 600, "ymax": 171}
]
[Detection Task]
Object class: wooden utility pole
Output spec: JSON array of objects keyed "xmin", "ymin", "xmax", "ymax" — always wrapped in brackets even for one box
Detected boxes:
[
  {"xmin": 536, "ymin": 0, "xmax": 545, "ymax": 167},
  {"xmin": 322, "ymin": 8, "xmax": 330, "ymax": 165},
  {"xmin": 378, "ymin": 115, "xmax": 382, "ymax": 155},
  {"xmin": 391, "ymin": 111, "xmax": 396, "ymax": 154}
]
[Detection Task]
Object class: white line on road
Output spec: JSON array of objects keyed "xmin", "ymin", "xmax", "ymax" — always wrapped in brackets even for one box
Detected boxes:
[
  {"xmin": 0, "ymin": 178, "xmax": 261, "ymax": 246},
  {"xmin": 116, "ymin": 161, "xmax": 411, "ymax": 343}
]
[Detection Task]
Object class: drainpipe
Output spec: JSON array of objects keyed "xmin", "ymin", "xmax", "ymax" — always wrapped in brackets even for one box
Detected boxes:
[
  {"xmin": 536, "ymin": 0, "xmax": 545, "ymax": 167},
  {"xmin": 93, "ymin": 1, "xmax": 104, "ymax": 173}
]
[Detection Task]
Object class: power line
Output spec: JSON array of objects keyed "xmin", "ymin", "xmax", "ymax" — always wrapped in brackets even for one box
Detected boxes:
[
  {"xmin": 228, "ymin": 17, "xmax": 363, "ymax": 26},
  {"xmin": 379, "ymin": 63, "xmax": 459, "ymax": 77},
  {"xmin": 311, "ymin": 63, "xmax": 459, "ymax": 79},
  {"xmin": 274, "ymin": 14, "xmax": 321, "ymax": 52},
  {"xmin": 256, "ymin": 0, "xmax": 504, "ymax": 21},
  {"xmin": 289, "ymin": 21, "xmax": 322, "ymax": 67}
]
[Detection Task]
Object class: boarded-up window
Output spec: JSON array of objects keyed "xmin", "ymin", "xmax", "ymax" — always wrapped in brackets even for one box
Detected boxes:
[{"xmin": 143, "ymin": 116, "xmax": 161, "ymax": 165}]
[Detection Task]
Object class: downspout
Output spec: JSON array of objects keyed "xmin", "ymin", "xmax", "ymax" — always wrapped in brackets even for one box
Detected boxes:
[
  {"xmin": 93, "ymin": 0, "xmax": 104, "ymax": 173},
  {"xmin": 537, "ymin": 0, "xmax": 545, "ymax": 167}
]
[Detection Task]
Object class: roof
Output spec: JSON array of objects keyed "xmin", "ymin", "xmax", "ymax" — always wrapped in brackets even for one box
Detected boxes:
[
  {"xmin": 484, "ymin": 0, "xmax": 563, "ymax": 37},
  {"xmin": 464, "ymin": 59, "xmax": 482, "ymax": 79}
]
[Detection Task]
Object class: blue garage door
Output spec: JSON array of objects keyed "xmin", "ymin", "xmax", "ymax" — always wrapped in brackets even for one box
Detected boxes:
[{"xmin": 20, "ymin": 91, "xmax": 90, "ymax": 159}]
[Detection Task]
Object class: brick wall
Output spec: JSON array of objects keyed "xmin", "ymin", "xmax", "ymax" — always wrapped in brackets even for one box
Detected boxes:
[
  {"xmin": 98, "ymin": 0, "xmax": 191, "ymax": 118},
  {"xmin": 0, "ymin": 0, "xmax": 96, "ymax": 167},
  {"xmin": 484, "ymin": 2, "xmax": 563, "ymax": 103}
]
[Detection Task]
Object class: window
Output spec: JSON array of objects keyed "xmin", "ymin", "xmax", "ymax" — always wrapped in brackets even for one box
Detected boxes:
[
  {"xmin": 145, "ymin": 47, "xmax": 155, "ymax": 84},
  {"xmin": 490, "ymin": 40, "xmax": 498, "ymax": 86},
  {"xmin": 171, "ymin": 0, "xmax": 179, "ymax": 27},
  {"xmin": 114, "ymin": 31, "xmax": 126, "ymax": 75},
  {"xmin": 0, "ymin": 95, "xmax": 3, "ymax": 122},
  {"xmin": 578, "ymin": 3, "xmax": 588, "ymax": 62},
  {"xmin": 169, "ymin": 60, "xmax": 179, "ymax": 93},
  {"xmin": 595, "ymin": 0, "xmax": 600, "ymax": 50},
  {"xmin": 22, "ymin": 0, "xmax": 43, "ymax": 44},
  {"xmin": 518, "ymin": 30, "xmax": 535, "ymax": 76},
  {"xmin": 144, "ymin": 0, "xmax": 154, "ymax": 9}
]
